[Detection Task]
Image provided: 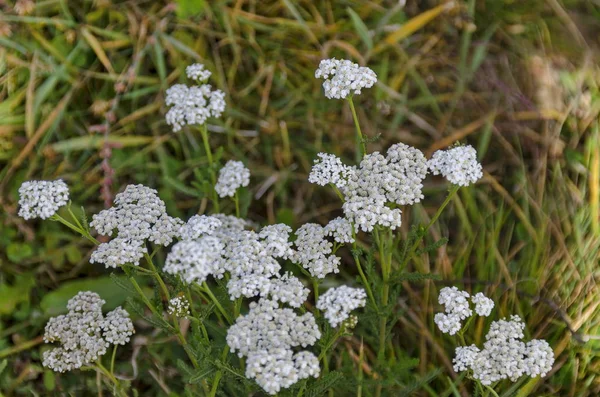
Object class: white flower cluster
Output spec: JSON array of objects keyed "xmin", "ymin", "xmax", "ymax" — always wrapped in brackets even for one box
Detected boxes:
[
  {"xmin": 324, "ymin": 217, "xmax": 355, "ymax": 244},
  {"xmin": 42, "ymin": 291, "xmax": 134, "ymax": 373},
  {"xmin": 18, "ymin": 180, "xmax": 69, "ymax": 220},
  {"xmin": 315, "ymin": 58, "xmax": 377, "ymax": 99},
  {"xmin": 453, "ymin": 315, "xmax": 554, "ymax": 385},
  {"xmin": 186, "ymin": 63, "xmax": 211, "ymax": 82},
  {"xmin": 316, "ymin": 286, "xmax": 367, "ymax": 328},
  {"xmin": 168, "ymin": 296, "xmax": 191, "ymax": 318},
  {"xmin": 179, "ymin": 214, "xmax": 223, "ymax": 241},
  {"xmin": 293, "ymin": 223, "xmax": 340, "ymax": 278},
  {"xmin": 227, "ymin": 299, "xmax": 321, "ymax": 395},
  {"xmin": 434, "ymin": 287, "xmax": 494, "ymax": 335},
  {"xmin": 215, "ymin": 160, "xmax": 250, "ymax": 198},
  {"xmin": 165, "ymin": 63, "xmax": 225, "ymax": 132},
  {"xmin": 428, "ymin": 145, "xmax": 483, "ymax": 186},
  {"xmin": 90, "ymin": 184, "xmax": 182, "ymax": 268},
  {"xmin": 341, "ymin": 144, "xmax": 427, "ymax": 232},
  {"xmin": 308, "ymin": 153, "xmax": 351, "ymax": 187},
  {"xmin": 165, "ymin": 218, "xmax": 313, "ymax": 308}
]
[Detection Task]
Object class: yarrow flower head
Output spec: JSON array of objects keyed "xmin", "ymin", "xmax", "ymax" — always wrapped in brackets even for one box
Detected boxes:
[
  {"xmin": 179, "ymin": 214, "xmax": 223, "ymax": 240},
  {"xmin": 164, "ymin": 236, "xmax": 225, "ymax": 284},
  {"xmin": 18, "ymin": 180, "xmax": 69, "ymax": 220},
  {"xmin": 450, "ymin": 312, "xmax": 555, "ymax": 385},
  {"xmin": 293, "ymin": 223, "xmax": 340, "ymax": 279},
  {"xmin": 316, "ymin": 285, "xmax": 367, "ymax": 328},
  {"xmin": 324, "ymin": 217, "xmax": 355, "ymax": 244},
  {"xmin": 315, "ymin": 58, "xmax": 377, "ymax": 99},
  {"xmin": 168, "ymin": 296, "xmax": 191, "ymax": 318},
  {"xmin": 90, "ymin": 184, "xmax": 179, "ymax": 268},
  {"xmin": 434, "ymin": 287, "xmax": 473, "ymax": 335},
  {"xmin": 42, "ymin": 291, "xmax": 134, "ymax": 373},
  {"xmin": 226, "ymin": 299, "xmax": 321, "ymax": 395},
  {"xmin": 428, "ymin": 145, "xmax": 482, "ymax": 186},
  {"xmin": 308, "ymin": 153, "xmax": 351, "ymax": 188},
  {"xmin": 340, "ymin": 144, "xmax": 428, "ymax": 232},
  {"xmin": 472, "ymin": 292, "xmax": 494, "ymax": 317},
  {"xmin": 165, "ymin": 64, "xmax": 225, "ymax": 132},
  {"xmin": 215, "ymin": 160, "xmax": 250, "ymax": 198},
  {"xmin": 185, "ymin": 63, "xmax": 212, "ymax": 82}
]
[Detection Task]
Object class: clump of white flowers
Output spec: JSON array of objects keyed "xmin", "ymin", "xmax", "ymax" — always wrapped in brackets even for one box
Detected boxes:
[
  {"xmin": 434, "ymin": 287, "xmax": 495, "ymax": 335},
  {"xmin": 471, "ymin": 292, "xmax": 494, "ymax": 317},
  {"xmin": 164, "ymin": 236, "xmax": 225, "ymax": 284},
  {"xmin": 428, "ymin": 145, "xmax": 483, "ymax": 186},
  {"xmin": 226, "ymin": 299, "xmax": 321, "ymax": 395},
  {"xmin": 185, "ymin": 63, "xmax": 212, "ymax": 82},
  {"xmin": 342, "ymin": 144, "xmax": 427, "ymax": 232},
  {"xmin": 90, "ymin": 184, "xmax": 182, "ymax": 268},
  {"xmin": 324, "ymin": 217, "xmax": 355, "ymax": 244},
  {"xmin": 316, "ymin": 285, "xmax": 367, "ymax": 328},
  {"xmin": 178, "ymin": 214, "xmax": 223, "ymax": 241},
  {"xmin": 168, "ymin": 296, "xmax": 191, "ymax": 318},
  {"xmin": 42, "ymin": 291, "xmax": 134, "ymax": 373},
  {"xmin": 455, "ymin": 315, "xmax": 554, "ymax": 385},
  {"xmin": 293, "ymin": 223, "xmax": 341, "ymax": 279},
  {"xmin": 165, "ymin": 63, "xmax": 226, "ymax": 132},
  {"xmin": 18, "ymin": 180, "xmax": 69, "ymax": 220},
  {"xmin": 308, "ymin": 153, "xmax": 351, "ymax": 187},
  {"xmin": 215, "ymin": 160, "xmax": 250, "ymax": 198},
  {"xmin": 315, "ymin": 58, "xmax": 377, "ymax": 99}
]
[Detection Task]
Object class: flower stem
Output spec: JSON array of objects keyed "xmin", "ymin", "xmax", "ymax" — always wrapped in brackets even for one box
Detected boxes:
[
  {"xmin": 52, "ymin": 214, "xmax": 100, "ymax": 245},
  {"xmin": 234, "ymin": 191, "xmax": 240, "ymax": 218},
  {"xmin": 202, "ymin": 282, "xmax": 232, "ymax": 324},
  {"xmin": 110, "ymin": 345, "xmax": 117, "ymax": 375},
  {"xmin": 209, "ymin": 345, "xmax": 230, "ymax": 397},
  {"xmin": 347, "ymin": 96, "xmax": 367, "ymax": 160},
  {"xmin": 400, "ymin": 185, "xmax": 460, "ymax": 269},
  {"xmin": 199, "ymin": 124, "xmax": 220, "ymax": 212}
]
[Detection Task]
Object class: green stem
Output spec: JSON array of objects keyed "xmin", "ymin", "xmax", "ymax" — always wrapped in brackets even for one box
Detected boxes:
[
  {"xmin": 95, "ymin": 361, "xmax": 125, "ymax": 397},
  {"xmin": 234, "ymin": 191, "xmax": 240, "ymax": 218},
  {"xmin": 331, "ymin": 184, "xmax": 345, "ymax": 202},
  {"xmin": 351, "ymin": 228, "xmax": 375, "ymax": 307},
  {"xmin": 200, "ymin": 124, "xmax": 220, "ymax": 212},
  {"xmin": 52, "ymin": 214, "xmax": 100, "ymax": 245},
  {"xmin": 483, "ymin": 384, "xmax": 500, "ymax": 397},
  {"xmin": 313, "ymin": 279, "xmax": 320, "ymax": 303},
  {"xmin": 209, "ymin": 345, "xmax": 230, "ymax": 397},
  {"xmin": 110, "ymin": 345, "xmax": 117, "ymax": 375},
  {"xmin": 400, "ymin": 185, "xmax": 460, "ymax": 269},
  {"xmin": 347, "ymin": 96, "xmax": 367, "ymax": 160},
  {"xmin": 202, "ymin": 282, "xmax": 232, "ymax": 324}
]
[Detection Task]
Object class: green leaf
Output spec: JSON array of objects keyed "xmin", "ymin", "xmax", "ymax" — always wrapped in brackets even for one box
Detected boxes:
[
  {"xmin": 306, "ymin": 371, "xmax": 343, "ymax": 397},
  {"xmin": 43, "ymin": 369, "xmax": 56, "ymax": 391},
  {"xmin": 40, "ymin": 276, "xmax": 143, "ymax": 316},
  {"xmin": 0, "ymin": 274, "xmax": 35, "ymax": 315},
  {"xmin": 347, "ymin": 8, "xmax": 373, "ymax": 50},
  {"xmin": 6, "ymin": 242, "xmax": 33, "ymax": 263},
  {"xmin": 188, "ymin": 364, "xmax": 216, "ymax": 384}
]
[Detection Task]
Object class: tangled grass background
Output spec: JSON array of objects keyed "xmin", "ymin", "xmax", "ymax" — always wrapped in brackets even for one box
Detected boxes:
[{"xmin": 0, "ymin": 0, "xmax": 599, "ymax": 395}]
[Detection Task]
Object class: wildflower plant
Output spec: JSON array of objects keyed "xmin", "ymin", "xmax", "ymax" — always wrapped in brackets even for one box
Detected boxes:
[{"xmin": 17, "ymin": 60, "xmax": 556, "ymax": 396}]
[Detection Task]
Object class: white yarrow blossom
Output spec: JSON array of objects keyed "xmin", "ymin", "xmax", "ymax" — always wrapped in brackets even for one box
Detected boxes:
[
  {"xmin": 453, "ymin": 345, "xmax": 480, "ymax": 372},
  {"xmin": 42, "ymin": 291, "xmax": 134, "ymax": 373},
  {"xmin": 315, "ymin": 58, "xmax": 377, "ymax": 99},
  {"xmin": 165, "ymin": 65, "xmax": 226, "ymax": 132},
  {"xmin": 324, "ymin": 217, "xmax": 355, "ymax": 244},
  {"xmin": 185, "ymin": 63, "xmax": 212, "ymax": 81},
  {"xmin": 428, "ymin": 145, "xmax": 483, "ymax": 186},
  {"xmin": 293, "ymin": 223, "xmax": 340, "ymax": 279},
  {"xmin": 90, "ymin": 184, "xmax": 176, "ymax": 268},
  {"xmin": 179, "ymin": 214, "xmax": 223, "ymax": 240},
  {"xmin": 164, "ymin": 236, "xmax": 225, "ymax": 284},
  {"xmin": 316, "ymin": 285, "xmax": 367, "ymax": 328},
  {"xmin": 472, "ymin": 292, "xmax": 494, "ymax": 317},
  {"xmin": 308, "ymin": 153, "xmax": 350, "ymax": 188},
  {"xmin": 452, "ymin": 314, "xmax": 555, "ymax": 385},
  {"xmin": 226, "ymin": 299, "xmax": 321, "ymax": 395},
  {"xmin": 215, "ymin": 160, "xmax": 250, "ymax": 198},
  {"xmin": 18, "ymin": 179, "xmax": 69, "ymax": 220},
  {"xmin": 434, "ymin": 287, "xmax": 473, "ymax": 335},
  {"xmin": 168, "ymin": 296, "xmax": 191, "ymax": 318}
]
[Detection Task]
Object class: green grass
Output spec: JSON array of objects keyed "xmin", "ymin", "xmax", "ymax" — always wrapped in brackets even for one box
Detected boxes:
[{"xmin": 1, "ymin": 0, "xmax": 599, "ymax": 395}]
